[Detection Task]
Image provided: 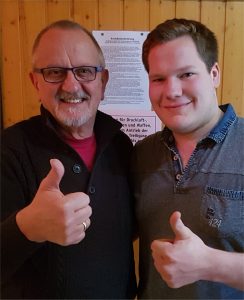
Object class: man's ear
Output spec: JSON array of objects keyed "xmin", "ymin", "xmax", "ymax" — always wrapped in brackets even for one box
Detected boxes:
[
  {"xmin": 29, "ymin": 72, "xmax": 39, "ymax": 91},
  {"xmin": 211, "ymin": 62, "xmax": 220, "ymax": 88},
  {"xmin": 101, "ymin": 69, "xmax": 109, "ymax": 101}
]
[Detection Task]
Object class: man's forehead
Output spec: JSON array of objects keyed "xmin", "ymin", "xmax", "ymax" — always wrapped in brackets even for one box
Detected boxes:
[
  {"xmin": 33, "ymin": 28, "xmax": 99, "ymax": 66},
  {"xmin": 38, "ymin": 28, "xmax": 93, "ymax": 47}
]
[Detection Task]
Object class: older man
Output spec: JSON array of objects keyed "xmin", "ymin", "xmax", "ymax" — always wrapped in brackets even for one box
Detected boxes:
[{"xmin": 1, "ymin": 20, "xmax": 136, "ymax": 299}]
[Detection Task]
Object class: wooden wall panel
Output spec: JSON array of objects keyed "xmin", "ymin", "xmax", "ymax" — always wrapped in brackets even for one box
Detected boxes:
[
  {"xmin": 1, "ymin": 0, "xmax": 244, "ymax": 129},
  {"xmin": 46, "ymin": 0, "xmax": 73, "ymax": 23},
  {"xmin": 201, "ymin": 0, "xmax": 226, "ymax": 104},
  {"xmin": 176, "ymin": 0, "xmax": 200, "ymax": 20},
  {"xmin": 74, "ymin": 0, "xmax": 99, "ymax": 30},
  {"xmin": 19, "ymin": 0, "xmax": 46, "ymax": 119},
  {"xmin": 1, "ymin": 0, "xmax": 23, "ymax": 126},
  {"xmin": 98, "ymin": 0, "xmax": 124, "ymax": 30},
  {"xmin": 222, "ymin": 1, "xmax": 244, "ymax": 116},
  {"xmin": 124, "ymin": 0, "xmax": 150, "ymax": 30},
  {"xmin": 150, "ymin": 0, "xmax": 176, "ymax": 29}
]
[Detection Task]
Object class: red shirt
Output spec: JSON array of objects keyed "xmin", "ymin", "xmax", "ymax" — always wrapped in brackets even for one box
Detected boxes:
[{"xmin": 64, "ymin": 134, "xmax": 96, "ymax": 171}]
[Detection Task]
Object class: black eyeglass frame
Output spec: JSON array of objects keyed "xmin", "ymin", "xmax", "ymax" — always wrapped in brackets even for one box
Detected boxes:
[{"xmin": 33, "ymin": 66, "xmax": 104, "ymax": 83}]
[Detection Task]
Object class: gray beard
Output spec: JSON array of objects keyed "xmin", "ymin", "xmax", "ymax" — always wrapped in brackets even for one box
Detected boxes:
[{"xmin": 54, "ymin": 106, "xmax": 93, "ymax": 128}]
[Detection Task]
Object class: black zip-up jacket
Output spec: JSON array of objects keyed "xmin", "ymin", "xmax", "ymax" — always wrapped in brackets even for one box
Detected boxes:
[{"xmin": 1, "ymin": 107, "xmax": 137, "ymax": 299}]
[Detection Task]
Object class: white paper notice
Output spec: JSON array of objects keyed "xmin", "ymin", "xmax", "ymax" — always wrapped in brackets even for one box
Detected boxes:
[
  {"xmin": 99, "ymin": 109, "xmax": 162, "ymax": 145},
  {"xmin": 93, "ymin": 30, "xmax": 150, "ymax": 110}
]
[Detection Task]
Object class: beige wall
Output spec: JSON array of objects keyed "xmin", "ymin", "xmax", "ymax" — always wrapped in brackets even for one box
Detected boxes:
[{"xmin": 1, "ymin": 0, "xmax": 244, "ymax": 128}]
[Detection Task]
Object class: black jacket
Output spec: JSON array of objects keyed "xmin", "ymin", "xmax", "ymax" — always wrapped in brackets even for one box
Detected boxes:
[{"xmin": 1, "ymin": 107, "xmax": 136, "ymax": 299}]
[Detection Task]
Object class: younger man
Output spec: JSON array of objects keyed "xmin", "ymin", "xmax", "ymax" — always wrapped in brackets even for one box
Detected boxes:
[{"xmin": 131, "ymin": 18, "xmax": 244, "ymax": 299}]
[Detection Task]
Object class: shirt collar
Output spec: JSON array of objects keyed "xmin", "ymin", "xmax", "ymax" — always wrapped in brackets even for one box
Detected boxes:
[
  {"xmin": 40, "ymin": 105, "xmax": 123, "ymax": 149},
  {"xmin": 161, "ymin": 104, "xmax": 237, "ymax": 145},
  {"xmin": 208, "ymin": 104, "xmax": 237, "ymax": 143}
]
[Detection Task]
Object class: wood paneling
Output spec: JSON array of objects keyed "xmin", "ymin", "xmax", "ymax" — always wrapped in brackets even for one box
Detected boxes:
[
  {"xmin": 1, "ymin": 0, "xmax": 244, "ymax": 128},
  {"xmin": 98, "ymin": 0, "xmax": 124, "ymax": 30},
  {"xmin": 124, "ymin": 0, "xmax": 150, "ymax": 30},
  {"xmin": 176, "ymin": 0, "xmax": 200, "ymax": 20},
  {"xmin": 201, "ymin": 0, "xmax": 226, "ymax": 103},
  {"xmin": 150, "ymin": 0, "xmax": 176, "ymax": 29},
  {"xmin": 73, "ymin": 0, "xmax": 98, "ymax": 30},
  {"xmin": 46, "ymin": 0, "xmax": 73, "ymax": 23},
  {"xmin": 222, "ymin": 1, "xmax": 244, "ymax": 116},
  {"xmin": 1, "ymin": 0, "xmax": 23, "ymax": 126},
  {"xmin": 19, "ymin": 0, "xmax": 46, "ymax": 119}
]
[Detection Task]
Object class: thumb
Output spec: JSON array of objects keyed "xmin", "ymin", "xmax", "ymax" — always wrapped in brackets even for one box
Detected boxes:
[
  {"xmin": 170, "ymin": 211, "xmax": 192, "ymax": 241},
  {"xmin": 40, "ymin": 159, "xmax": 65, "ymax": 191}
]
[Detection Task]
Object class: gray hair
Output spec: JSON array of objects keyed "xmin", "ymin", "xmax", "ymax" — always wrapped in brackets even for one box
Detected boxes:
[{"xmin": 32, "ymin": 19, "xmax": 105, "ymax": 67}]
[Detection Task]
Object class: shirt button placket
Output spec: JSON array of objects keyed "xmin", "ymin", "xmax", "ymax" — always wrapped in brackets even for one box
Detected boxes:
[
  {"xmin": 176, "ymin": 173, "xmax": 182, "ymax": 181},
  {"xmin": 89, "ymin": 186, "xmax": 96, "ymax": 194},
  {"xmin": 72, "ymin": 163, "xmax": 82, "ymax": 174}
]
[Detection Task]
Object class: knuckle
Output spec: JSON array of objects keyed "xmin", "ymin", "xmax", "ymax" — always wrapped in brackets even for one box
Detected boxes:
[
  {"xmin": 85, "ymin": 195, "xmax": 90, "ymax": 205},
  {"xmin": 88, "ymin": 205, "xmax": 92, "ymax": 216},
  {"xmin": 151, "ymin": 240, "xmax": 157, "ymax": 250},
  {"xmin": 76, "ymin": 232, "xmax": 86, "ymax": 243}
]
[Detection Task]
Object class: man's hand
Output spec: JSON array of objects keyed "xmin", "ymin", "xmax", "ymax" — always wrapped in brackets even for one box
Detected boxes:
[
  {"xmin": 16, "ymin": 159, "xmax": 92, "ymax": 246},
  {"xmin": 151, "ymin": 211, "xmax": 209, "ymax": 288}
]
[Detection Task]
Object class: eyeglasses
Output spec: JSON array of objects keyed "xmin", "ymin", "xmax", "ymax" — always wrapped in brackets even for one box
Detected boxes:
[{"xmin": 33, "ymin": 66, "xmax": 104, "ymax": 83}]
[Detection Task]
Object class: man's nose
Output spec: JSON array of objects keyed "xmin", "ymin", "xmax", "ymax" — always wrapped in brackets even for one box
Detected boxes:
[
  {"xmin": 60, "ymin": 70, "xmax": 81, "ymax": 93},
  {"xmin": 163, "ymin": 78, "xmax": 182, "ymax": 99}
]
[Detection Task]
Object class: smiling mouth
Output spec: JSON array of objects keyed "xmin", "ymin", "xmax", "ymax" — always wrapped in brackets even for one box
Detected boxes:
[
  {"xmin": 165, "ymin": 102, "xmax": 191, "ymax": 109},
  {"xmin": 60, "ymin": 98, "xmax": 87, "ymax": 104}
]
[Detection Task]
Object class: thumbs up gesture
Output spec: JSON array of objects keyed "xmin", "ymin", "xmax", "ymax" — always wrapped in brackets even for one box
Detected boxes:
[
  {"xmin": 151, "ymin": 211, "xmax": 209, "ymax": 288},
  {"xmin": 16, "ymin": 159, "xmax": 92, "ymax": 246}
]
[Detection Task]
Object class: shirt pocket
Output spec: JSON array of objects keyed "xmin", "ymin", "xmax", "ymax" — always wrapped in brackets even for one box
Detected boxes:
[{"xmin": 200, "ymin": 186, "xmax": 244, "ymax": 239}]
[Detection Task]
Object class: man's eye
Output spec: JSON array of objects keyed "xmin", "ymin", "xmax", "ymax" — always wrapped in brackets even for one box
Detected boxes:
[
  {"xmin": 47, "ymin": 69, "xmax": 63, "ymax": 76},
  {"xmin": 180, "ymin": 72, "xmax": 194, "ymax": 79},
  {"xmin": 76, "ymin": 68, "xmax": 92, "ymax": 75},
  {"xmin": 77, "ymin": 68, "xmax": 87, "ymax": 73},
  {"xmin": 150, "ymin": 78, "xmax": 164, "ymax": 83}
]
